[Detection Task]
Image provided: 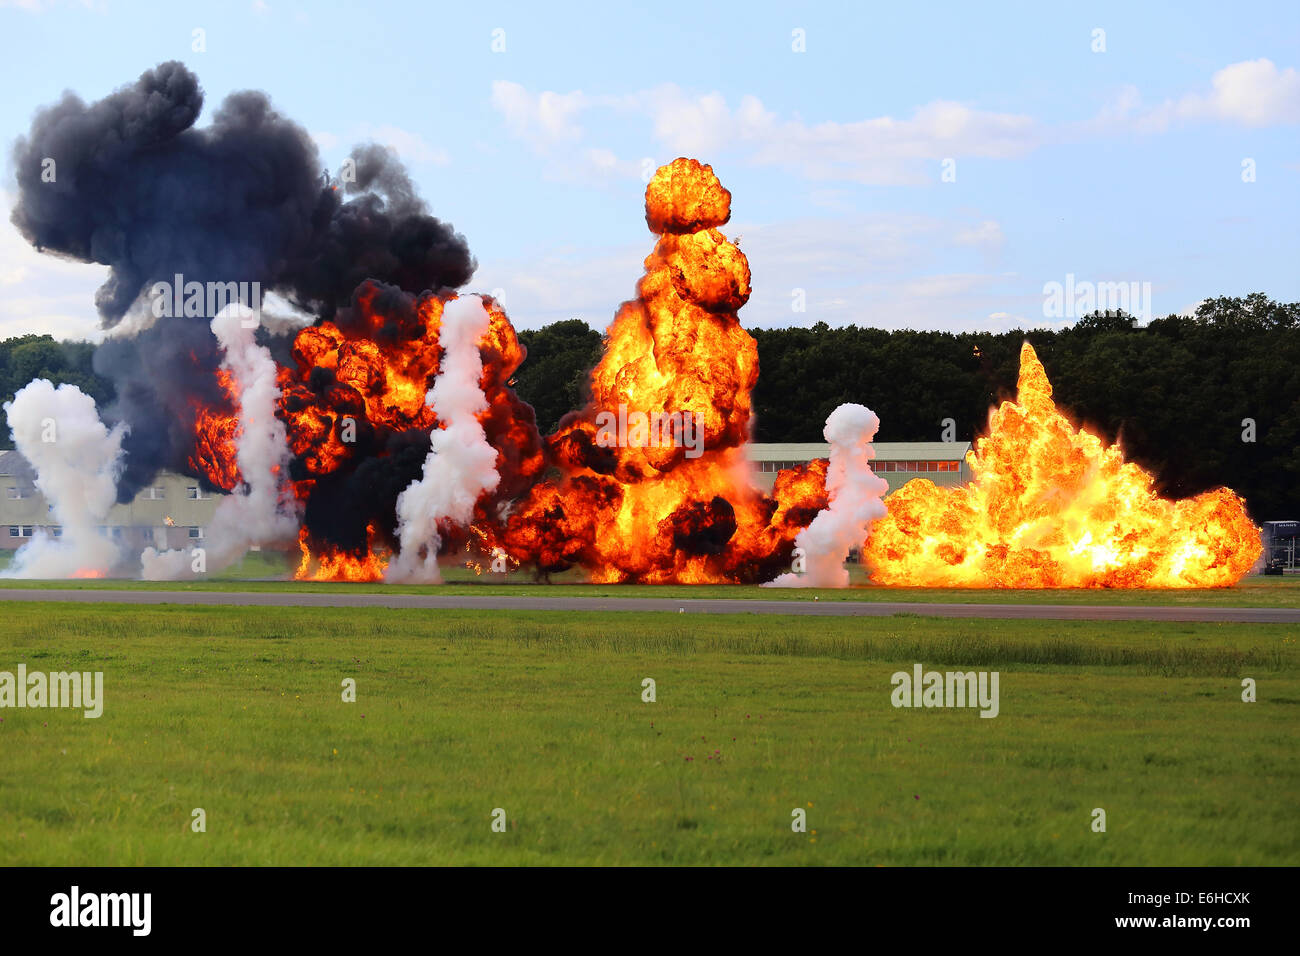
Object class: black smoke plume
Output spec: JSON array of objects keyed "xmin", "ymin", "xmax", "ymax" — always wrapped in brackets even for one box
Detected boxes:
[{"xmin": 10, "ymin": 61, "xmax": 476, "ymax": 499}]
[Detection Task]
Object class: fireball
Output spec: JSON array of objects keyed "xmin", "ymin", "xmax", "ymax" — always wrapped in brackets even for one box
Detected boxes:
[
  {"xmin": 864, "ymin": 342, "xmax": 1261, "ymax": 587},
  {"xmin": 502, "ymin": 159, "xmax": 825, "ymax": 583}
]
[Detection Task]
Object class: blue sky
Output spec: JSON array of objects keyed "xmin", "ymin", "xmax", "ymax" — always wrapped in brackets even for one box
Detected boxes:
[{"xmin": 2, "ymin": 0, "xmax": 1297, "ymax": 340}]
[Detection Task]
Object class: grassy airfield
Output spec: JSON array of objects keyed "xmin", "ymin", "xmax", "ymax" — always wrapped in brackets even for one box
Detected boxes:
[{"xmin": 0, "ymin": 601, "xmax": 1295, "ymax": 865}]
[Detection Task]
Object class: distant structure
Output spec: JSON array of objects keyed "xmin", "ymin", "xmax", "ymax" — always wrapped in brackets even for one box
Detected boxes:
[
  {"xmin": 0, "ymin": 449, "xmax": 221, "ymax": 553},
  {"xmin": 3, "ymin": 442, "xmax": 972, "ymax": 555},
  {"xmin": 1262, "ymin": 521, "xmax": 1299, "ymax": 574},
  {"xmin": 746, "ymin": 442, "xmax": 973, "ymax": 494}
]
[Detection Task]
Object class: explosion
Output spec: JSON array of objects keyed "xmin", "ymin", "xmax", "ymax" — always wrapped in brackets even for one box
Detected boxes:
[
  {"xmin": 4, "ymin": 63, "xmax": 1267, "ymax": 588},
  {"xmin": 500, "ymin": 159, "xmax": 826, "ymax": 583},
  {"xmin": 188, "ymin": 368, "xmax": 242, "ymax": 492},
  {"xmin": 277, "ymin": 282, "xmax": 543, "ymax": 580},
  {"xmin": 864, "ymin": 343, "xmax": 1262, "ymax": 587}
]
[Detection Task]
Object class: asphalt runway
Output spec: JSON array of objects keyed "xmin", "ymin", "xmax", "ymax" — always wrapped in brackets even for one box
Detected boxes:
[{"xmin": 0, "ymin": 589, "xmax": 1296, "ymax": 623}]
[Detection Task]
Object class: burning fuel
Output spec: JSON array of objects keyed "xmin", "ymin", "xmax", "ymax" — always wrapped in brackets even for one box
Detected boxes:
[
  {"xmin": 499, "ymin": 158, "xmax": 825, "ymax": 583},
  {"xmin": 142, "ymin": 304, "xmax": 299, "ymax": 579},
  {"xmin": 864, "ymin": 343, "xmax": 1262, "ymax": 587},
  {"xmin": 387, "ymin": 295, "xmax": 502, "ymax": 584},
  {"xmin": 4, "ymin": 65, "xmax": 1265, "ymax": 588}
]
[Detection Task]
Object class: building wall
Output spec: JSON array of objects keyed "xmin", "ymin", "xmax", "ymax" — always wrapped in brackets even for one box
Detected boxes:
[
  {"xmin": 4, "ymin": 441, "xmax": 973, "ymax": 551},
  {"xmin": 745, "ymin": 442, "xmax": 973, "ymax": 494},
  {"xmin": 0, "ymin": 451, "xmax": 221, "ymax": 552}
]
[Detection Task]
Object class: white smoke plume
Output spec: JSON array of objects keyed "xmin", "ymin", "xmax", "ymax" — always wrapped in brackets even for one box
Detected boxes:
[
  {"xmin": 141, "ymin": 305, "xmax": 297, "ymax": 578},
  {"xmin": 1, "ymin": 380, "xmax": 126, "ymax": 578},
  {"xmin": 386, "ymin": 295, "xmax": 501, "ymax": 584},
  {"xmin": 765, "ymin": 402, "xmax": 889, "ymax": 588}
]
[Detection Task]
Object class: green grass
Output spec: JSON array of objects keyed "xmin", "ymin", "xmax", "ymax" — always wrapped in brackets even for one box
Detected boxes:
[
  {"xmin": 0, "ymin": 602, "xmax": 1296, "ymax": 865},
  {"xmin": 1, "ymin": 549, "xmax": 1297, "ymax": 607}
]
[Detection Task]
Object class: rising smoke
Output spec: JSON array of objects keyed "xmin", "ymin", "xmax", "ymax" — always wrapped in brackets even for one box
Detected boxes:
[
  {"xmin": 10, "ymin": 61, "xmax": 475, "ymax": 500},
  {"xmin": 766, "ymin": 403, "xmax": 889, "ymax": 588},
  {"xmin": 1, "ymin": 381, "xmax": 127, "ymax": 578},
  {"xmin": 140, "ymin": 305, "xmax": 299, "ymax": 579},
  {"xmin": 387, "ymin": 295, "xmax": 501, "ymax": 583}
]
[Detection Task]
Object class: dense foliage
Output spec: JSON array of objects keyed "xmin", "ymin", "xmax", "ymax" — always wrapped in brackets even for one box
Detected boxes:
[
  {"xmin": 748, "ymin": 295, "xmax": 1299, "ymax": 520},
  {"xmin": 3, "ymin": 294, "xmax": 1295, "ymax": 519}
]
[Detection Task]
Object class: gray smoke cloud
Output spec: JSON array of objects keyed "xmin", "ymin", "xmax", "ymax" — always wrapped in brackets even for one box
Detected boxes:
[
  {"xmin": 10, "ymin": 61, "xmax": 475, "ymax": 499},
  {"xmin": 140, "ymin": 304, "xmax": 298, "ymax": 579}
]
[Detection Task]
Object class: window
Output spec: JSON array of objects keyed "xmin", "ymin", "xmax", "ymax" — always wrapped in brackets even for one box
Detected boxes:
[
  {"xmin": 5, "ymin": 486, "xmax": 25, "ymax": 499},
  {"xmin": 188, "ymin": 527, "xmax": 203, "ymax": 539},
  {"xmin": 50, "ymin": 526, "xmax": 62, "ymax": 538},
  {"xmin": 8, "ymin": 526, "xmax": 18, "ymax": 537},
  {"xmin": 145, "ymin": 486, "xmax": 166, "ymax": 500},
  {"xmin": 186, "ymin": 486, "xmax": 200, "ymax": 500},
  {"xmin": 14, "ymin": 526, "xmax": 33, "ymax": 538}
]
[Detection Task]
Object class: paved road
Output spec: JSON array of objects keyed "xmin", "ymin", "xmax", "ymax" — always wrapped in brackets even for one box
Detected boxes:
[{"xmin": 0, "ymin": 589, "xmax": 1296, "ymax": 623}]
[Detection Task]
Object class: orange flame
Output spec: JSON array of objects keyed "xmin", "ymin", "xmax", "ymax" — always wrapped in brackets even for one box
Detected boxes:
[
  {"xmin": 188, "ymin": 367, "xmax": 242, "ymax": 491},
  {"xmin": 502, "ymin": 158, "xmax": 824, "ymax": 582},
  {"xmin": 276, "ymin": 284, "xmax": 544, "ymax": 580},
  {"xmin": 864, "ymin": 342, "xmax": 1261, "ymax": 587},
  {"xmin": 295, "ymin": 524, "xmax": 388, "ymax": 581}
]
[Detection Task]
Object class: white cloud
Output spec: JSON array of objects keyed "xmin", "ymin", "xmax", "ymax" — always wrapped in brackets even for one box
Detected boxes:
[
  {"xmin": 360, "ymin": 124, "xmax": 450, "ymax": 166},
  {"xmin": 954, "ymin": 220, "xmax": 1004, "ymax": 248},
  {"xmin": 1095, "ymin": 59, "xmax": 1300, "ymax": 133},
  {"xmin": 1176, "ymin": 58, "xmax": 1300, "ymax": 127},
  {"xmin": 472, "ymin": 243, "xmax": 646, "ymax": 330},
  {"xmin": 472, "ymin": 212, "xmax": 1018, "ymax": 333},
  {"xmin": 492, "ymin": 80, "xmax": 1039, "ymax": 185},
  {"xmin": 493, "ymin": 60, "xmax": 1300, "ymax": 187},
  {"xmin": 490, "ymin": 81, "xmax": 591, "ymax": 151},
  {"xmin": 640, "ymin": 86, "xmax": 1039, "ymax": 184},
  {"xmin": 0, "ymin": 192, "xmax": 106, "ymax": 342}
]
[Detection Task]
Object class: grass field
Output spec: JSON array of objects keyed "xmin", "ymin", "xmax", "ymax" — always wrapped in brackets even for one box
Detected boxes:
[
  {"xmin": 2, "ymin": 549, "xmax": 1298, "ymax": 607},
  {"xmin": 0, "ymin": 601, "xmax": 1296, "ymax": 865}
]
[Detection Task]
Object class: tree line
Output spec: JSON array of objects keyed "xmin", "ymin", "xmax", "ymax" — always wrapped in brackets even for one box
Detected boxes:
[
  {"xmin": 517, "ymin": 295, "xmax": 1299, "ymax": 521},
  {"xmin": 4, "ymin": 293, "xmax": 1296, "ymax": 521}
]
